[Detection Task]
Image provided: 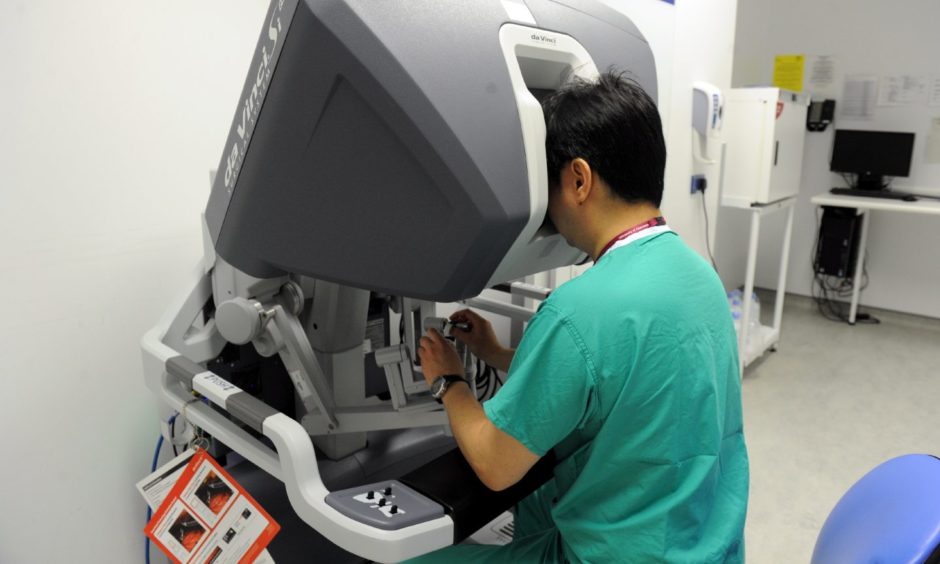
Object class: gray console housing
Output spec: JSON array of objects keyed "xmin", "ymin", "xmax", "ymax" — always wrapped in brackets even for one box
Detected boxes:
[
  {"xmin": 325, "ymin": 480, "xmax": 445, "ymax": 531},
  {"xmin": 206, "ymin": 0, "xmax": 657, "ymax": 302}
]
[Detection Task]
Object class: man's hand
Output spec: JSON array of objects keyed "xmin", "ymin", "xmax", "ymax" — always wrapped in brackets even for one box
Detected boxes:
[
  {"xmin": 449, "ymin": 309, "xmax": 515, "ymax": 372},
  {"xmin": 418, "ymin": 329, "xmax": 464, "ymax": 385},
  {"xmin": 420, "ymin": 324, "xmax": 539, "ymax": 492}
]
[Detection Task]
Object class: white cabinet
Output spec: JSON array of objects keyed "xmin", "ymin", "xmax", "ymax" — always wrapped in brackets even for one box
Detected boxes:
[
  {"xmin": 718, "ymin": 87, "xmax": 807, "ymax": 372},
  {"xmin": 721, "ymin": 87, "xmax": 809, "ymax": 207}
]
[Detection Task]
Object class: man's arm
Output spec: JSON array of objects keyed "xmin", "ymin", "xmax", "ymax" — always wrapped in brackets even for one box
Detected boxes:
[
  {"xmin": 448, "ymin": 309, "xmax": 515, "ymax": 372},
  {"xmin": 419, "ymin": 329, "xmax": 538, "ymax": 491},
  {"xmin": 475, "ymin": 347, "xmax": 515, "ymax": 374},
  {"xmin": 440, "ymin": 380, "xmax": 539, "ymax": 491}
]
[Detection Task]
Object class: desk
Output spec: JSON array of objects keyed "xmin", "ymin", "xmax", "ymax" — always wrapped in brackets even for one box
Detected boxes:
[{"xmin": 810, "ymin": 193, "xmax": 940, "ymax": 324}]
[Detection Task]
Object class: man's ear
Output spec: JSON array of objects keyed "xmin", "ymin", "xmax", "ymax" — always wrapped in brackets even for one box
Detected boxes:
[{"xmin": 570, "ymin": 158, "xmax": 594, "ymax": 204}]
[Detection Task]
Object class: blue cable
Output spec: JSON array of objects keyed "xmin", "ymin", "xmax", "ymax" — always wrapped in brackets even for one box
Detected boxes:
[
  {"xmin": 146, "ymin": 414, "xmax": 178, "ymax": 564},
  {"xmin": 146, "ymin": 434, "xmax": 163, "ymax": 564}
]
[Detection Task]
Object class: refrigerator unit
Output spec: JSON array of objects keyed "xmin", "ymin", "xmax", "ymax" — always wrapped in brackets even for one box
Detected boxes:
[{"xmin": 721, "ymin": 87, "xmax": 809, "ymax": 207}]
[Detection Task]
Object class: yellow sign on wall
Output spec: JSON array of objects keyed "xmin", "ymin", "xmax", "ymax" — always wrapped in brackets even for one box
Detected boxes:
[{"xmin": 773, "ymin": 54, "xmax": 805, "ymax": 92}]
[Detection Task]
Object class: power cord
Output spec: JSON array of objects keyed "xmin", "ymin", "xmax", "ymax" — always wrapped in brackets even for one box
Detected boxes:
[
  {"xmin": 146, "ymin": 413, "xmax": 179, "ymax": 564},
  {"xmin": 170, "ymin": 415, "xmax": 178, "ymax": 457},
  {"xmin": 474, "ymin": 357, "xmax": 504, "ymax": 401},
  {"xmin": 145, "ymin": 436, "xmax": 163, "ymax": 564},
  {"xmin": 694, "ymin": 177, "xmax": 719, "ymax": 273}
]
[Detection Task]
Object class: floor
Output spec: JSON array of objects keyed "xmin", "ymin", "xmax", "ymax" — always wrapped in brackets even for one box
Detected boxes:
[{"xmin": 742, "ymin": 294, "xmax": 940, "ymax": 563}]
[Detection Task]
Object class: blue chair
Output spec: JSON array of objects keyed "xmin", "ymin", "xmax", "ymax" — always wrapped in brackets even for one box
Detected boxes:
[{"xmin": 812, "ymin": 454, "xmax": 940, "ymax": 564}]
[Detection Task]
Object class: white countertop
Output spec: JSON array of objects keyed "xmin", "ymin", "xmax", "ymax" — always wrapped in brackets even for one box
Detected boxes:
[{"xmin": 810, "ymin": 193, "xmax": 940, "ymax": 216}]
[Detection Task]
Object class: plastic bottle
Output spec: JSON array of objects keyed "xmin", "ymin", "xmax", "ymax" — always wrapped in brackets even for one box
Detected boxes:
[
  {"xmin": 727, "ymin": 291, "xmax": 743, "ymax": 339},
  {"xmin": 746, "ymin": 292, "xmax": 762, "ymax": 358},
  {"xmin": 748, "ymin": 292, "xmax": 761, "ymax": 334}
]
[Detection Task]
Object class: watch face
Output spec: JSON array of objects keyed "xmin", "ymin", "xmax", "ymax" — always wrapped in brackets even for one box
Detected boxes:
[{"xmin": 431, "ymin": 377, "xmax": 446, "ymax": 398}]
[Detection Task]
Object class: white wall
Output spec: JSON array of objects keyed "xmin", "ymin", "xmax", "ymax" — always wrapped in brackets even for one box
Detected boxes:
[
  {"xmin": 658, "ymin": 0, "xmax": 739, "ymax": 259},
  {"xmin": 0, "ymin": 2, "xmax": 267, "ymax": 562},
  {"xmin": 544, "ymin": 0, "xmax": 737, "ymax": 293},
  {"xmin": 721, "ymin": 0, "xmax": 940, "ymax": 319},
  {"xmin": 599, "ymin": 0, "xmax": 738, "ymax": 263}
]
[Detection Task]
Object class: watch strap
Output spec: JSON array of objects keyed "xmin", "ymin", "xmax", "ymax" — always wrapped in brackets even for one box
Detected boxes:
[{"xmin": 433, "ymin": 374, "xmax": 466, "ymax": 403}]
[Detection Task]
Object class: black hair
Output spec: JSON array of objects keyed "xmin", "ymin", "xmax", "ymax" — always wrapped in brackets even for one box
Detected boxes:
[{"xmin": 541, "ymin": 70, "xmax": 666, "ymax": 207}]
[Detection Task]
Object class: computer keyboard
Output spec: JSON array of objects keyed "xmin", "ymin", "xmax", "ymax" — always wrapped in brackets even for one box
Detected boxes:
[{"xmin": 830, "ymin": 188, "xmax": 917, "ymax": 201}]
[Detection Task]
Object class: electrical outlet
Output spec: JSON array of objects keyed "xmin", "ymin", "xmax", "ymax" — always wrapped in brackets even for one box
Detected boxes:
[{"xmin": 690, "ymin": 174, "xmax": 707, "ymax": 194}]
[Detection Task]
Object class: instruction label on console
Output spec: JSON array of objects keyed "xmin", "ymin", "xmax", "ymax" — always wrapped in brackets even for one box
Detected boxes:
[{"xmin": 144, "ymin": 449, "xmax": 279, "ymax": 564}]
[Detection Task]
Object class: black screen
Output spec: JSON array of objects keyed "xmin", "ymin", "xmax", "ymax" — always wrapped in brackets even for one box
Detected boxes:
[
  {"xmin": 528, "ymin": 87, "xmax": 556, "ymax": 103},
  {"xmin": 830, "ymin": 129, "xmax": 915, "ymax": 178}
]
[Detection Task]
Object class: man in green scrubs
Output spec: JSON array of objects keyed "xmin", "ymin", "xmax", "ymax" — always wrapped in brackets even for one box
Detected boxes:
[{"xmin": 416, "ymin": 72, "xmax": 748, "ymax": 563}]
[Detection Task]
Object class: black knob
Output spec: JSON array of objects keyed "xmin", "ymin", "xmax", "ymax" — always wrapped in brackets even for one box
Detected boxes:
[
  {"xmin": 390, "ymin": 505, "xmax": 398, "ymax": 514},
  {"xmin": 384, "ymin": 486, "xmax": 392, "ymax": 496},
  {"xmin": 366, "ymin": 491, "xmax": 374, "ymax": 500},
  {"xmin": 378, "ymin": 499, "xmax": 386, "ymax": 507}
]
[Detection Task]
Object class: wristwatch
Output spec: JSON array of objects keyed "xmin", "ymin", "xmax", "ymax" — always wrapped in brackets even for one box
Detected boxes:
[{"xmin": 430, "ymin": 374, "xmax": 466, "ymax": 403}]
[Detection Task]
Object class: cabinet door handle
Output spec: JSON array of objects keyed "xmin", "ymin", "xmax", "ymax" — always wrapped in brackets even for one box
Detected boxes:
[{"xmin": 774, "ymin": 140, "xmax": 780, "ymax": 166}]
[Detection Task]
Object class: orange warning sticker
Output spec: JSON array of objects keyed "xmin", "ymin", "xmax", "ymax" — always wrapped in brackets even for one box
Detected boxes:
[{"xmin": 144, "ymin": 449, "xmax": 279, "ymax": 564}]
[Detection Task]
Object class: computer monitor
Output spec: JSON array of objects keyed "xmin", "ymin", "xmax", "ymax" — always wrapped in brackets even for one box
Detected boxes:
[{"xmin": 830, "ymin": 129, "xmax": 915, "ymax": 191}]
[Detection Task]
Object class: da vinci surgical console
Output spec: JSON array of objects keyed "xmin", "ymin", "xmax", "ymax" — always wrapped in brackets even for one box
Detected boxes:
[{"xmin": 142, "ymin": 1, "xmax": 656, "ymax": 560}]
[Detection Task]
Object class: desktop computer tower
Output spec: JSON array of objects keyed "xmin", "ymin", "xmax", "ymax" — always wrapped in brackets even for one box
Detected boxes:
[{"xmin": 815, "ymin": 206, "xmax": 862, "ymax": 278}]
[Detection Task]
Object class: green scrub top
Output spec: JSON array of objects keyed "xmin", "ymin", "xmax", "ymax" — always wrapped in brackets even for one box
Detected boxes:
[{"xmin": 410, "ymin": 230, "xmax": 748, "ymax": 563}]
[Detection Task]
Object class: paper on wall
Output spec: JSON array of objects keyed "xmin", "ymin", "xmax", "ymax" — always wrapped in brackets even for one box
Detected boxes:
[
  {"xmin": 773, "ymin": 54, "xmax": 805, "ymax": 92},
  {"xmin": 841, "ymin": 75, "xmax": 877, "ymax": 120},
  {"xmin": 926, "ymin": 117, "xmax": 940, "ymax": 165},
  {"xmin": 930, "ymin": 76, "xmax": 940, "ymax": 107},
  {"xmin": 808, "ymin": 56, "xmax": 835, "ymax": 90},
  {"xmin": 878, "ymin": 74, "xmax": 928, "ymax": 106}
]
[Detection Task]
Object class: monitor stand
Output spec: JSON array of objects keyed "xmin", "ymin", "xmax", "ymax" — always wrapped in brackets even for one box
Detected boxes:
[{"xmin": 856, "ymin": 173, "xmax": 885, "ymax": 191}]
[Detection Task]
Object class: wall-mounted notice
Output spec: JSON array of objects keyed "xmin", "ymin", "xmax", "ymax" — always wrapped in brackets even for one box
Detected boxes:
[
  {"xmin": 841, "ymin": 75, "xmax": 877, "ymax": 120},
  {"xmin": 878, "ymin": 74, "xmax": 929, "ymax": 106},
  {"xmin": 773, "ymin": 54, "xmax": 805, "ymax": 92},
  {"xmin": 926, "ymin": 117, "xmax": 940, "ymax": 165},
  {"xmin": 930, "ymin": 75, "xmax": 940, "ymax": 107},
  {"xmin": 808, "ymin": 56, "xmax": 835, "ymax": 90}
]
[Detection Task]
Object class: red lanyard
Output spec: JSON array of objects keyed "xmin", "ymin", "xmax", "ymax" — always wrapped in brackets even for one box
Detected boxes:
[{"xmin": 596, "ymin": 216, "xmax": 666, "ymax": 260}]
